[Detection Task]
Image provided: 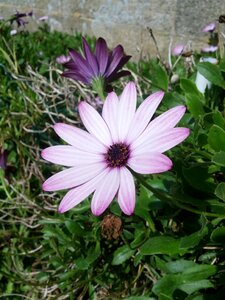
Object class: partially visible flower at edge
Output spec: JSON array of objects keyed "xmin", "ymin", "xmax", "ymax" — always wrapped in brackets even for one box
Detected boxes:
[
  {"xmin": 202, "ymin": 22, "xmax": 216, "ymax": 33},
  {"xmin": 201, "ymin": 45, "xmax": 218, "ymax": 53},
  {"xmin": 61, "ymin": 37, "xmax": 131, "ymax": 97},
  {"xmin": 41, "ymin": 82, "xmax": 190, "ymax": 216},
  {"xmin": 56, "ymin": 54, "xmax": 71, "ymax": 64}
]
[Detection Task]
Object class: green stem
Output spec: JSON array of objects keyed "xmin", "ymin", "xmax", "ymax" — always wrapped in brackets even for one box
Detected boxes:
[
  {"xmin": 91, "ymin": 77, "xmax": 107, "ymax": 101},
  {"xmin": 134, "ymin": 173, "xmax": 225, "ymax": 218}
]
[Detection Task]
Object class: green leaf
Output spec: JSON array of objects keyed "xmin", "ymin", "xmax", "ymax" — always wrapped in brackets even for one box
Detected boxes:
[
  {"xmin": 179, "ymin": 279, "xmax": 213, "ymax": 294},
  {"xmin": 182, "ymin": 264, "xmax": 217, "ymax": 281},
  {"xmin": 140, "ymin": 236, "xmax": 181, "ymax": 255},
  {"xmin": 180, "ymin": 78, "xmax": 203, "ymax": 96},
  {"xmin": 186, "ymin": 94, "xmax": 205, "ymax": 117},
  {"xmin": 213, "ymin": 111, "xmax": 225, "ymax": 129},
  {"xmin": 212, "ymin": 151, "xmax": 225, "ymax": 167},
  {"xmin": 179, "ymin": 227, "xmax": 208, "ymax": 249},
  {"xmin": 211, "ymin": 226, "xmax": 225, "ymax": 243},
  {"xmin": 208, "ymin": 125, "xmax": 225, "ymax": 151},
  {"xmin": 215, "ymin": 183, "xmax": 225, "ymax": 201},
  {"xmin": 164, "ymin": 259, "xmax": 196, "ymax": 274},
  {"xmin": 182, "ymin": 165, "xmax": 216, "ymax": 194},
  {"xmin": 152, "ymin": 274, "xmax": 181, "ymax": 298},
  {"xmin": 150, "ymin": 61, "xmax": 168, "ymax": 91},
  {"xmin": 112, "ymin": 245, "xmax": 135, "ymax": 265},
  {"xmin": 197, "ymin": 62, "xmax": 225, "ymax": 88}
]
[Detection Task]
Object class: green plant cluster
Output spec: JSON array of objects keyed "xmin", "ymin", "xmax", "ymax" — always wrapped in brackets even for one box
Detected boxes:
[{"xmin": 1, "ymin": 23, "xmax": 225, "ymax": 300}]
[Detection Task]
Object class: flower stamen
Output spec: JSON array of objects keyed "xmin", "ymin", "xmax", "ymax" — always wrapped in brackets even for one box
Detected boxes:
[{"xmin": 105, "ymin": 143, "xmax": 130, "ymax": 168}]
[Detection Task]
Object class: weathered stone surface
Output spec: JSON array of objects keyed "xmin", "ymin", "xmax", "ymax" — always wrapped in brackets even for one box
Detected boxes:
[{"xmin": 0, "ymin": 0, "xmax": 225, "ymax": 60}]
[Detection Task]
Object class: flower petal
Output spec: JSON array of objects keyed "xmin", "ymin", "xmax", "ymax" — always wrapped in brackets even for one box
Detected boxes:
[
  {"xmin": 82, "ymin": 37, "xmax": 99, "ymax": 76},
  {"xmin": 132, "ymin": 128, "xmax": 190, "ymax": 154},
  {"xmin": 128, "ymin": 153, "xmax": 173, "ymax": 174},
  {"xmin": 95, "ymin": 37, "xmax": 109, "ymax": 75},
  {"xmin": 62, "ymin": 71, "xmax": 91, "ymax": 84},
  {"xmin": 78, "ymin": 101, "xmax": 112, "ymax": 146},
  {"xmin": 102, "ymin": 92, "xmax": 119, "ymax": 142},
  {"xmin": 69, "ymin": 48, "xmax": 93, "ymax": 77},
  {"xmin": 118, "ymin": 167, "xmax": 135, "ymax": 215},
  {"xmin": 53, "ymin": 123, "xmax": 106, "ymax": 153},
  {"xmin": 91, "ymin": 168, "xmax": 120, "ymax": 216},
  {"xmin": 58, "ymin": 168, "xmax": 110, "ymax": 213},
  {"xmin": 131, "ymin": 106, "xmax": 187, "ymax": 149},
  {"xmin": 42, "ymin": 162, "xmax": 106, "ymax": 191},
  {"xmin": 118, "ymin": 82, "xmax": 137, "ymax": 141},
  {"xmin": 126, "ymin": 91, "xmax": 165, "ymax": 143},
  {"xmin": 41, "ymin": 145, "xmax": 103, "ymax": 166},
  {"xmin": 107, "ymin": 70, "xmax": 131, "ymax": 83},
  {"xmin": 105, "ymin": 45, "xmax": 124, "ymax": 77}
]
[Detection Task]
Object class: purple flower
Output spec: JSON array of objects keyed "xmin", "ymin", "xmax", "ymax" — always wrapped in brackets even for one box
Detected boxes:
[
  {"xmin": 0, "ymin": 149, "xmax": 7, "ymax": 170},
  {"xmin": 201, "ymin": 45, "xmax": 218, "ymax": 53},
  {"xmin": 202, "ymin": 22, "xmax": 216, "ymax": 33},
  {"xmin": 62, "ymin": 37, "xmax": 131, "ymax": 87},
  {"xmin": 10, "ymin": 10, "xmax": 33, "ymax": 28},
  {"xmin": 41, "ymin": 82, "xmax": 189, "ymax": 215},
  {"xmin": 56, "ymin": 55, "xmax": 71, "ymax": 64},
  {"xmin": 172, "ymin": 44, "xmax": 185, "ymax": 56}
]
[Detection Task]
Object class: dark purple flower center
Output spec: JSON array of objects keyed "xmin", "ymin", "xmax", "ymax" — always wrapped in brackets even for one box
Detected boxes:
[{"xmin": 105, "ymin": 143, "xmax": 130, "ymax": 168}]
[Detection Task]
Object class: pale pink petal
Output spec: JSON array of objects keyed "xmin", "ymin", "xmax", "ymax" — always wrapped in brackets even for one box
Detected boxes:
[
  {"xmin": 42, "ymin": 162, "xmax": 106, "ymax": 191},
  {"xmin": 78, "ymin": 101, "xmax": 112, "ymax": 146},
  {"xmin": 118, "ymin": 167, "xmax": 135, "ymax": 215},
  {"xmin": 131, "ymin": 106, "xmax": 187, "ymax": 150},
  {"xmin": 41, "ymin": 145, "xmax": 103, "ymax": 166},
  {"xmin": 128, "ymin": 153, "xmax": 173, "ymax": 174},
  {"xmin": 132, "ymin": 128, "xmax": 190, "ymax": 154},
  {"xmin": 102, "ymin": 92, "xmax": 119, "ymax": 142},
  {"xmin": 54, "ymin": 123, "xmax": 106, "ymax": 153},
  {"xmin": 118, "ymin": 82, "xmax": 137, "ymax": 141},
  {"xmin": 91, "ymin": 168, "xmax": 120, "ymax": 216},
  {"xmin": 126, "ymin": 91, "xmax": 164, "ymax": 143},
  {"xmin": 58, "ymin": 168, "xmax": 110, "ymax": 213}
]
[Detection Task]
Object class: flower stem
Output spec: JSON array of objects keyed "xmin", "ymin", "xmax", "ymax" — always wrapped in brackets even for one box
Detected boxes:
[{"xmin": 92, "ymin": 77, "xmax": 106, "ymax": 101}]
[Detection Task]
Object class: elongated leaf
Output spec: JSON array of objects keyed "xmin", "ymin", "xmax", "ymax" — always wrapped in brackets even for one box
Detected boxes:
[
  {"xmin": 140, "ymin": 236, "xmax": 181, "ymax": 255},
  {"xmin": 112, "ymin": 245, "xmax": 135, "ymax": 265},
  {"xmin": 179, "ymin": 279, "xmax": 213, "ymax": 294}
]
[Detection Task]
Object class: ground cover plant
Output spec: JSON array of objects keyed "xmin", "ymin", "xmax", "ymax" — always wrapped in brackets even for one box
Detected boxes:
[{"xmin": 1, "ymin": 14, "xmax": 225, "ymax": 300}]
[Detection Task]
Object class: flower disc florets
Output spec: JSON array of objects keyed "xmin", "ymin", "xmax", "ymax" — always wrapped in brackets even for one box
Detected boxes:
[{"xmin": 105, "ymin": 143, "xmax": 130, "ymax": 168}]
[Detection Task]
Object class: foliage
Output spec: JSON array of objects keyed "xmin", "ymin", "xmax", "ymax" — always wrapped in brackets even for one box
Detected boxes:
[{"xmin": 1, "ymin": 21, "xmax": 225, "ymax": 300}]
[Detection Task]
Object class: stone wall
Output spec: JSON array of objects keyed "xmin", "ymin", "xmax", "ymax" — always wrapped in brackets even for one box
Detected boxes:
[{"xmin": 1, "ymin": 0, "xmax": 225, "ymax": 60}]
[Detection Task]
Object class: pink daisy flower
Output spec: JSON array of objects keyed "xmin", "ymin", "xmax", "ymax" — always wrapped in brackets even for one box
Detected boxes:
[
  {"xmin": 172, "ymin": 44, "xmax": 185, "ymax": 56},
  {"xmin": 41, "ymin": 82, "xmax": 189, "ymax": 216},
  {"xmin": 202, "ymin": 22, "xmax": 216, "ymax": 33}
]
